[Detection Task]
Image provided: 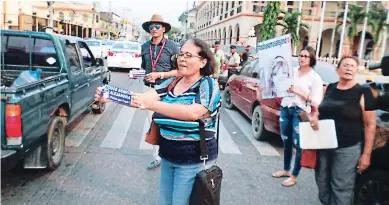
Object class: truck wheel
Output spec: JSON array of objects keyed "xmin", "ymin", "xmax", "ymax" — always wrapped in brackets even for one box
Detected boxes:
[
  {"xmin": 92, "ymin": 101, "xmax": 106, "ymax": 114},
  {"xmin": 223, "ymin": 87, "xmax": 234, "ymax": 109},
  {"xmin": 251, "ymin": 105, "xmax": 268, "ymax": 141},
  {"xmin": 46, "ymin": 116, "xmax": 65, "ymax": 170},
  {"xmin": 354, "ymin": 169, "xmax": 389, "ymax": 205}
]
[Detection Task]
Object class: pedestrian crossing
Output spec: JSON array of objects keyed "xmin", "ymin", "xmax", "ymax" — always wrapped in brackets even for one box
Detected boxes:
[{"xmin": 65, "ymin": 104, "xmax": 280, "ymax": 157}]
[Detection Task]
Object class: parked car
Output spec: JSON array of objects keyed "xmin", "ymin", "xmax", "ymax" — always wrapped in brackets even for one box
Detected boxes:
[
  {"xmin": 107, "ymin": 41, "xmax": 141, "ymax": 70},
  {"xmin": 85, "ymin": 39, "xmax": 108, "ymax": 59},
  {"xmin": 223, "ymin": 57, "xmax": 339, "ymax": 141},
  {"xmin": 1, "ymin": 30, "xmax": 110, "ymax": 171},
  {"xmin": 102, "ymin": 40, "xmax": 115, "ymax": 51}
]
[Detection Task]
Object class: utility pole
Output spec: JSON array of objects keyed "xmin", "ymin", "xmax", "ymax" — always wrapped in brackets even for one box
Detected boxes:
[
  {"xmin": 92, "ymin": 1, "xmax": 96, "ymax": 38},
  {"xmin": 329, "ymin": 11, "xmax": 338, "ymax": 57},
  {"xmin": 294, "ymin": 0, "xmax": 303, "ymax": 56},
  {"xmin": 358, "ymin": 1, "xmax": 370, "ymax": 60},
  {"xmin": 46, "ymin": 1, "xmax": 54, "ymax": 33},
  {"xmin": 338, "ymin": 2, "xmax": 349, "ymax": 59},
  {"xmin": 316, "ymin": 1, "xmax": 326, "ymax": 57},
  {"xmin": 184, "ymin": 0, "xmax": 189, "ymax": 40}
]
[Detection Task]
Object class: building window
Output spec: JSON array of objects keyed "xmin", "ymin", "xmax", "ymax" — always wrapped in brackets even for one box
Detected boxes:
[
  {"xmin": 220, "ymin": 15, "xmax": 223, "ymax": 21},
  {"xmin": 287, "ymin": 1, "xmax": 294, "ymax": 6},
  {"xmin": 225, "ymin": 1, "xmax": 229, "ymax": 12},
  {"xmin": 237, "ymin": 6, "xmax": 242, "ymax": 13},
  {"xmin": 96, "ymin": 15, "xmax": 99, "ymax": 23},
  {"xmin": 225, "ymin": 13, "xmax": 228, "ymax": 18},
  {"xmin": 288, "ymin": 8, "xmax": 293, "ymax": 13},
  {"xmin": 239, "ymin": 1, "xmax": 242, "ymax": 5},
  {"xmin": 232, "ymin": 1, "xmax": 235, "ymax": 8},
  {"xmin": 190, "ymin": 22, "xmax": 195, "ymax": 29},
  {"xmin": 230, "ymin": 10, "xmax": 235, "ymax": 16},
  {"xmin": 59, "ymin": 12, "xmax": 65, "ymax": 21}
]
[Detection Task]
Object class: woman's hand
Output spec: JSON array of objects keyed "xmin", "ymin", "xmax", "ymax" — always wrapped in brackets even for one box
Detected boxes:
[
  {"xmin": 288, "ymin": 85, "xmax": 303, "ymax": 95},
  {"xmin": 357, "ymin": 154, "xmax": 371, "ymax": 173},
  {"xmin": 309, "ymin": 112, "xmax": 319, "ymax": 131},
  {"xmin": 145, "ymin": 72, "xmax": 160, "ymax": 83},
  {"xmin": 131, "ymin": 92, "xmax": 159, "ymax": 110},
  {"xmin": 94, "ymin": 87, "xmax": 112, "ymax": 103}
]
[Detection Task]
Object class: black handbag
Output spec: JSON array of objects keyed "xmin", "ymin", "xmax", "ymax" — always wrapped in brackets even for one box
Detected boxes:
[{"xmin": 189, "ymin": 115, "xmax": 223, "ymax": 205}]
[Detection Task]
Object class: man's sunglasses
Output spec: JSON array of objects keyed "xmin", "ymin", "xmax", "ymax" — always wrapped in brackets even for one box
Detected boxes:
[{"xmin": 149, "ymin": 24, "xmax": 161, "ymax": 30}]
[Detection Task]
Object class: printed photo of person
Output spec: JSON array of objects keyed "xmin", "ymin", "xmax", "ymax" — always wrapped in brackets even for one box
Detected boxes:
[{"xmin": 262, "ymin": 56, "xmax": 293, "ymax": 98}]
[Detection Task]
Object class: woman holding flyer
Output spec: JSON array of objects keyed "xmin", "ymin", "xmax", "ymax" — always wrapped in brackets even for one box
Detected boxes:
[
  {"xmin": 271, "ymin": 46, "xmax": 323, "ymax": 187},
  {"xmin": 95, "ymin": 38, "xmax": 221, "ymax": 205},
  {"xmin": 313, "ymin": 56, "xmax": 376, "ymax": 205}
]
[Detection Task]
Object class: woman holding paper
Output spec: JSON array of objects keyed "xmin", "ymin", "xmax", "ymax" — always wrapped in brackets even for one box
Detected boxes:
[
  {"xmin": 313, "ymin": 56, "xmax": 376, "ymax": 205},
  {"xmin": 95, "ymin": 38, "xmax": 221, "ymax": 205},
  {"xmin": 271, "ymin": 46, "xmax": 324, "ymax": 187}
]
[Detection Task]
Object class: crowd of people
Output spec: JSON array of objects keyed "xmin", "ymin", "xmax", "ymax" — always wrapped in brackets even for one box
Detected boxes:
[{"xmin": 94, "ymin": 14, "xmax": 377, "ymax": 205}]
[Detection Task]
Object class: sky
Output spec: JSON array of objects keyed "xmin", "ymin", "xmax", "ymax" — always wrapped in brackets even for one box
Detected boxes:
[{"xmin": 99, "ymin": 1, "xmax": 195, "ymax": 29}]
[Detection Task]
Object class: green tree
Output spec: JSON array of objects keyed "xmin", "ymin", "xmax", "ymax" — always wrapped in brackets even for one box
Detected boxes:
[
  {"xmin": 259, "ymin": 1, "xmax": 281, "ymax": 42},
  {"xmin": 277, "ymin": 10, "xmax": 309, "ymax": 47},
  {"xmin": 368, "ymin": 7, "xmax": 389, "ymax": 44},
  {"xmin": 167, "ymin": 26, "xmax": 179, "ymax": 40},
  {"xmin": 336, "ymin": 4, "xmax": 366, "ymax": 50}
]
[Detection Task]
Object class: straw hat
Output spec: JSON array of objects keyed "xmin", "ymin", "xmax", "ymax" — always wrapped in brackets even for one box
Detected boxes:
[{"xmin": 142, "ymin": 14, "xmax": 171, "ymax": 33}]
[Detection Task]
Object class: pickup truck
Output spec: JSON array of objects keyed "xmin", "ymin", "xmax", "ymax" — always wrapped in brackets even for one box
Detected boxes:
[{"xmin": 1, "ymin": 30, "xmax": 111, "ymax": 171}]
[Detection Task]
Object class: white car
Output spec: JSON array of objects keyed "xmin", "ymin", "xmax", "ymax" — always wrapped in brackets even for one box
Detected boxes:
[
  {"xmin": 107, "ymin": 42, "xmax": 141, "ymax": 70},
  {"xmin": 85, "ymin": 40, "xmax": 108, "ymax": 59}
]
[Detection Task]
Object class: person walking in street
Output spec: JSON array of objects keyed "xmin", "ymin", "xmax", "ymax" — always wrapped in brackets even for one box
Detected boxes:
[
  {"xmin": 95, "ymin": 38, "xmax": 221, "ymax": 205},
  {"xmin": 212, "ymin": 40, "xmax": 224, "ymax": 79},
  {"xmin": 140, "ymin": 14, "xmax": 179, "ymax": 170},
  {"xmin": 271, "ymin": 46, "xmax": 324, "ymax": 187},
  {"xmin": 313, "ymin": 56, "xmax": 376, "ymax": 205}
]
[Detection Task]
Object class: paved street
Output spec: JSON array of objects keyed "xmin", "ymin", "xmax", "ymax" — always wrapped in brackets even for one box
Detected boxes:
[{"xmin": 1, "ymin": 71, "xmax": 320, "ymax": 205}]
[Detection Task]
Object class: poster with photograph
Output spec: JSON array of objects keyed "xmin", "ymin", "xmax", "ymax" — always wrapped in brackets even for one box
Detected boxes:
[{"xmin": 257, "ymin": 34, "xmax": 294, "ymax": 99}]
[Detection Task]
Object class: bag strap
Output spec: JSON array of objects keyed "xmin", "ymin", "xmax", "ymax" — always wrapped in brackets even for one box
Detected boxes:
[
  {"xmin": 167, "ymin": 76, "xmax": 183, "ymax": 92},
  {"xmin": 198, "ymin": 77, "xmax": 220, "ymax": 161}
]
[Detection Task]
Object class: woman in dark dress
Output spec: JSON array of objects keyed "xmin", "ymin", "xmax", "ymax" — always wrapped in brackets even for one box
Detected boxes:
[{"xmin": 311, "ymin": 56, "xmax": 376, "ymax": 205}]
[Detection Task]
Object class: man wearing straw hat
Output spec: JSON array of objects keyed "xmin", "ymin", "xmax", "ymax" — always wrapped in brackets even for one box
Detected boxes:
[{"xmin": 141, "ymin": 14, "xmax": 179, "ymax": 170}]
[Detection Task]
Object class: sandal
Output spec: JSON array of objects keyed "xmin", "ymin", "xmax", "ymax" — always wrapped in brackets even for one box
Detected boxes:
[
  {"xmin": 272, "ymin": 170, "xmax": 291, "ymax": 178},
  {"xmin": 147, "ymin": 159, "xmax": 161, "ymax": 170},
  {"xmin": 282, "ymin": 177, "xmax": 297, "ymax": 187}
]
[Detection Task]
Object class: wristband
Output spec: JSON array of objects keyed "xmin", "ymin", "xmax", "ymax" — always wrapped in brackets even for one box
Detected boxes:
[{"xmin": 160, "ymin": 73, "xmax": 164, "ymax": 79}]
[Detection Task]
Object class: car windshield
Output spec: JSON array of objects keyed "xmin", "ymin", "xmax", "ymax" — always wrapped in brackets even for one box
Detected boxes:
[
  {"xmin": 112, "ymin": 43, "xmax": 138, "ymax": 50},
  {"xmin": 85, "ymin": 41, "xmax": 101, "ymax": 47}
]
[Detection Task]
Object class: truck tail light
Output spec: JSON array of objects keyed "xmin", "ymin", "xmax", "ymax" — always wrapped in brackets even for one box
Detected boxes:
[
  {"xmin": 134, "ymin": 53, "xmax": 141, "ymax": 58},
  {"xmin": 108, "ymin": 51, "xmax": 115, "ymax": 56},
  {"xmin": 5, "ymin": 104, "xmax": 22, "ymax": 145},
  {"xmin": 223, "ymin": 63, "xmax": 228, "ymax": 70}
]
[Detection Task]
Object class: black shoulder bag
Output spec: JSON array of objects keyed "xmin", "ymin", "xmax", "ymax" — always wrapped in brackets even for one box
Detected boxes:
[{"xmin": 189, "ymin": 77, "xmax": 223, "ymax": 205}]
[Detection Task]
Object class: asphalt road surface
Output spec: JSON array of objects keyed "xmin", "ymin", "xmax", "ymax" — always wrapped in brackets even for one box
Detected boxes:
[{"xmin": 1, "ymin": 71, "xmax": 320, "ymax": 205}]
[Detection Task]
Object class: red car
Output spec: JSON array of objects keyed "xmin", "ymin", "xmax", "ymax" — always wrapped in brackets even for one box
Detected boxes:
[{"xmin": 222, "ymin": 57, "xmax": 339, "ymax": 141}]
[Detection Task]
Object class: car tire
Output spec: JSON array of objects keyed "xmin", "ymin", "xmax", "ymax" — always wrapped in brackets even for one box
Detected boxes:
[
  {"xmin": 45, "ymin": 116, "xmax": 65, "ymax": 170},
  {"xmin": 92, "ymin": 101, "xmax": 106, "ymax": 114},
  {"xmin": 354, "ymin": 169, "xmax": 389, "ymax": 205},
  {"xmin": 251, "ymin": 105, "xmax": 268, "ymax": 141},
  {"xmin": 223, "ymin": 87, "xmax": 234, "ymax": 109}
]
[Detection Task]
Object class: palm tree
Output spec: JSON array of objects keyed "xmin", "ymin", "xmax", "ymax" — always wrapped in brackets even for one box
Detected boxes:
[
  {"xmin": 276, "ymin": 10, "xmax": 309, "ymax": 48},
  {"xmin": 259, "ymin": 1, "xmax": 281, "ymax": 42},
  {"xmin": 335, "ymin": 4, "xmax": 366, "ymax": 53}
]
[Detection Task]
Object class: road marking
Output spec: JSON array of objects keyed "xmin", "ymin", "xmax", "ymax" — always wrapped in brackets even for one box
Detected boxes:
[
  {"xmin": 224, "ymin": 109, "xmax": 280, "ymax": 156},
  {"xmin": 65, "ymin": 104, "xmax": 111, "ymax": 147},
  {"xmin": 139, "ymin": 117, "xmax": 153, "ymax": 150},
  {"xmin": 219, "ymin": 119, "xmax": 242, "ymax": 154},
  {"xmin": 100, "ymin": 105, "xmax": 136, "ymax": 148}
]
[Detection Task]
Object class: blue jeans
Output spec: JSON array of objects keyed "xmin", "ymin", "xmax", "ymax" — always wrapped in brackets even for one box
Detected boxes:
[
  {"xmin": 280, "ymin": 106, "xmax": 303, "ymax": 177},
  {"xmin": 159, "ymin": 158, "xmax": 214, "ymax": 205}
]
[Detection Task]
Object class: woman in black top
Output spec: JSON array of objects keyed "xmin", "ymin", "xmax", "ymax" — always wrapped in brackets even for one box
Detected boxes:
[{"xmin": 312, "ymin": 56, "xmax": 376, "ymax": 205}]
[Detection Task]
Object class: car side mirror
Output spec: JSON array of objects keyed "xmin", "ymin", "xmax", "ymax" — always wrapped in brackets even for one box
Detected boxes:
[
  {"xmin": 369, "ymin": 55, "xmax": 389, "ymax": 76},
  {"xmin": 95, "ymin": 58, "xmax": 104, "ymax": 67}
]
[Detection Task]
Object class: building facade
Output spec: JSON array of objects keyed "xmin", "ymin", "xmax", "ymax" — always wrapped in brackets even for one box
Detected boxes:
[
  {"xmin": 177, "ymin": 3, "xmax": 197, "ymax": 43},
  {"xmin": 195, "ymin": 1, "xmax": 389, "ymax": 60}
]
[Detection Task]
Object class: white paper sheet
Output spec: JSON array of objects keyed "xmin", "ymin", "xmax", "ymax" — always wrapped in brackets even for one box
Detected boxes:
[{"xmin": 299, "ymin": 119, "xmax": 338, "ymax": 149}]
